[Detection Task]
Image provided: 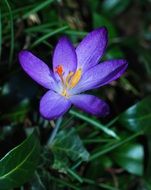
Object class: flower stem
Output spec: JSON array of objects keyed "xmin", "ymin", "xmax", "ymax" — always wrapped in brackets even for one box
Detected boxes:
[{"xmin": 48, "ymin": 117, "xmax": 63, "ymax": 145}]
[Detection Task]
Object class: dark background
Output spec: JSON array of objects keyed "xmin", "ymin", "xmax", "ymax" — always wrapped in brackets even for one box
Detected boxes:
[{"xmin": 0, "ymin": 0, "xmax": 151, "ymax": 189}]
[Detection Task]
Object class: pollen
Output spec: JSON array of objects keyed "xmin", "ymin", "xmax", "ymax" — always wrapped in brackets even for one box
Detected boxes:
[
  {"xmin": 69, "ymin": 68, "xmax": 82, "ymax": 88},
  {"xmin": 66, "ymin": 71, "xmax": 74, "ymax": 87},
  {"xmin": 55, "ymin": 65, "xmax": 82, "ymax": 91},
  {"xmin": 55, "ymin": 65, "xmax": 64, "ymax": 83},
  {"xmin": 55, "ymin": 65, "xmax": 63, "ymax": 76},
  {"xmin": 62, "ymin": 88, "xmax": 69, "ymax": 98}
]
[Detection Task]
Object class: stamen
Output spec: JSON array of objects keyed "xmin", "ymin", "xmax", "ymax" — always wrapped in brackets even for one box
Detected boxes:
[
  {"xmin": 66, "ymin": 71, "xmax": 74, "ymax": 87},
  {"xmin": 69, "ymin": 68, "xmax": 82, "ymax": 88},
  {"xmin": 55, "ymin": 65, "xmax": 63, "ymax": 76},
  {"xmin": 62, "ymin": 89, "xmax": 69, "ymax": 98},
  {"xmin": 55, "ymin": 65, "xmax": 64, "ymax": 83},
  {"xmin": 55, "ymin": 66, "xmax": 82, "ymax": 95}
]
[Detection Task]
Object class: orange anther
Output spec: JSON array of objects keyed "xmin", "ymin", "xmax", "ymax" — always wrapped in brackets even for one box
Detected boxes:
[
  {"xmin": 55, "ymin": 65, "xmax": 63, "ymax": 76},
  {"xmin": 69, "ymin": 68, "xmax": 82, "ymax": 88}
]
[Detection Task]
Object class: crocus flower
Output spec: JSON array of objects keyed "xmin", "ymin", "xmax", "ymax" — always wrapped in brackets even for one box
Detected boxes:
[{"xmin": 19, "ymin": 27, "xmax": 128, "ymax": 120}]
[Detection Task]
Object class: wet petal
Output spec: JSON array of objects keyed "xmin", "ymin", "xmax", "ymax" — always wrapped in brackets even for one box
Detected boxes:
[
  {"xmin": 70, "ymin": 94, "xmax": 109, "ymax": 117},
  {"xmin": 19, "ymin": 50, "xmax": 54, "ymax": 89},
  {"xmin": 53, "ymin": 37, "xmax": 77, "ymax": 78},
  {"xmin": 76, "ymin": 27, "xmax": 108, "ymax": 72},
  {"xmin": 71, "ymin": 59, "xmax": 128, "ymax": 94},
  {"xmin": 40, "ymin": 90, "xmax": 71, "ymax": 120}
]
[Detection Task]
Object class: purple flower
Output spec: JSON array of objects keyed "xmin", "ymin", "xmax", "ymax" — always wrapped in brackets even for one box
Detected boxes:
[{"xmin": 19, "ymin": 28, "xmax": 128, "ymax": 120}]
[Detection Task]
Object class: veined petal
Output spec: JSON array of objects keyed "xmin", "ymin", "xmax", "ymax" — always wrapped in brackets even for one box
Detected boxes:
[
  {"xmin": 53, "ymin": 37, "xmax": 77, "ymax": 78},
  {"xmin": 70, "ymin": 94, "xmax": 109, "ymax": 117},
  {"xmin": 40, "ymin": 90, "xmax": 71, "ymax": 120},
  {"xmin": 76, "ymin": 27, "xmax": 108, "ymax": 72},
  {"xmin": 19, "ymin": 50, "xmax": 55, "ymax": 89},
  {"xmin": 71, "ymin": 59, "xmax": 128, "ymax": 94}
]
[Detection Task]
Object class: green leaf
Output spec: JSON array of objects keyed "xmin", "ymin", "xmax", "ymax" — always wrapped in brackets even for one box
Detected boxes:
[
  {"xmin": 0, "ymin": 130, "xmax": 41, "ymax": 190},
  {"xmin": 112, "ymin": 143, "xmax": 144, "ymax": 176},
  {"xmin": 51, "ymin": 128, "xmax": 89, "ymax": 171},
  {"xmin": 118, "ymin": 96, "xmax": 151, "ymax": 132}
]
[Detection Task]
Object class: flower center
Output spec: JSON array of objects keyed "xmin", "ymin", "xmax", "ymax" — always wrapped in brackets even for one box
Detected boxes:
[{"xmin": 55, "ymin": 65, "xmax": 82, "ymax": 97}]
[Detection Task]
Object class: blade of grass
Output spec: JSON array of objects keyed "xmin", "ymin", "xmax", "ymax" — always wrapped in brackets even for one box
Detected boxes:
[
  {"xmin": 4, "ymin": 0, "xmax": 14, "ymax": 67},
  {"xmin": 22, "ymin": 0, "xmax": 54, "ymax": 19},
  {"xmin": 106, "ymin": 116, "xmax": 119, "ymax": 127},
  {"xmin": 83, "ymin": 138, "xmax": 114, "ymax": 144},
  {"xmin": 65, "ymin": 30, "xmax": 87, "ymax": 36},
  {"xmin": 87, "ymin": 131, "xmax": 98, "ymax": 138},
  {"xmin": 27, "ymin": 33, "xmax": 53, "ymax": 48},
  {"xmin": 71, "ymin": 160, "xmax": 82, "ymax": 170},
  {"xmin": 2, "ymin": 4, "xmax": 36, "ymax": 18},
  {"xmin": 76, "ymin": 123, "xmax": 87, "ymax": 132},
  {"xmin": 35, "ymin": 171, "xmax": 46, "ymax": 190},
  {"xmin": 86, "ymin": 116, "xmax": 119, "ymax": 139},
  {"xmin": 69, "ymin": 110, "xmax": 119, "ymax": 139},
  {"xmin": 67, "ymin": 168, "xmax": 83, "ymax": 183},
  {"xmin": 0, "ymin": 108, "xmax": 30, "ymax": 120},
  {"xmin": 31, "ymin": 25, "xmax": 69, "ymax": 48},
  {"xmin": 47, "ymin": 117, "xmax": 63, "ymax": 145},
  {"xmin": 61, "ymin": 115, "xmax": 74, "ymax": 128},
  {"xmin": 50, "ymin": 175, "xmax": 80, "ymax": 190},
  {"xmin": 83, "ymin": 178, "xmax": 118, "ymax": 190},
  {"xmin": 120, "ymin": 77, "xmax": 140, "ymax": 96},
  {"xmin": 0, "ymin": 9, "xmax": 2, "ymax": 61},
  {"xmin": 25, "ymin": 23, "xmax": 58, "ymax": 33},
  {"xmin": 90, "ymin": 130, "xmax": 143, "ymax": 161}
]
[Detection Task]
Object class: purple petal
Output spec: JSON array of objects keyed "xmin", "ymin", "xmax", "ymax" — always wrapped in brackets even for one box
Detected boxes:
[
  {"xmin": 40, "ymin": 90, "xmax": 71, "ymax": 120},
  {"xmin": 53, "ymin": 37, "xmax": 77, "ymax": 78},
  {"xmin": 19, "ymin": 50, "xmax": 55, "ymax": 89},
  {"xmin": 70, "ymin": 94, "xmax": 109, "ymax": 117},
  {"xmin": 71, "ymin": 59, "xmax": 128, "ymax": 94},
  {"xmin": 76, "ymin": 27, "xmax": 108, "ymax": 72}
]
